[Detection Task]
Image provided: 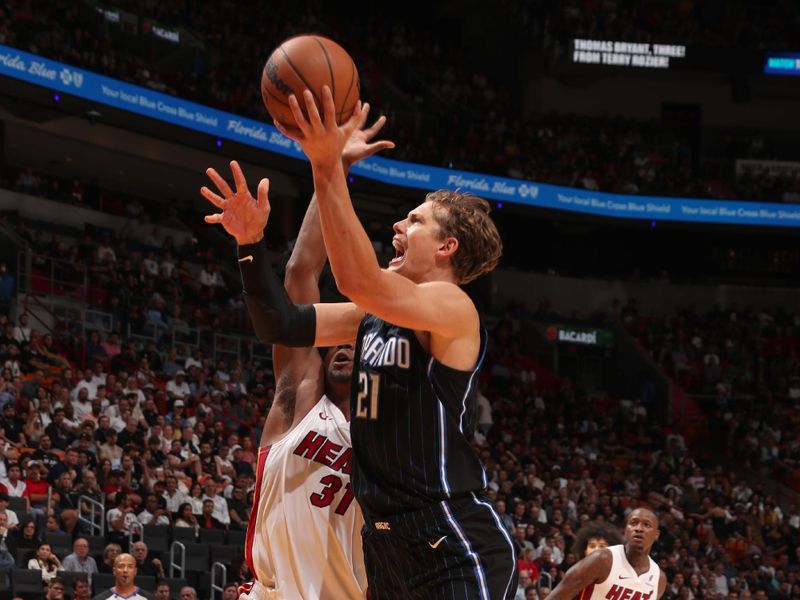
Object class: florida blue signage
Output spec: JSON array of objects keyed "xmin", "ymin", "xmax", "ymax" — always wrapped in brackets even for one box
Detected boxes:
[
  {"xmin": 764, "ymin": 53, "xmax": 800, "ymax": 76},
  {"xmin": 2, "ymin": 44, "xmax": 800, "ymax": 228}
]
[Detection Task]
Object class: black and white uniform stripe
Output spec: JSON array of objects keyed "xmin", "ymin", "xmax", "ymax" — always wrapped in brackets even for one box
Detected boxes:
[{"xmin": 351, "ymin": 314, "xmax": 517, "ymax": 599}]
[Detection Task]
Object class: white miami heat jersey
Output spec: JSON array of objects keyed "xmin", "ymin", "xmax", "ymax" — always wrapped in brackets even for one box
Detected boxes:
[
  {"xmin": 580, "ymin": 545, "xmax": 660, "ymax": 600},
  {"xmin": 244, "ymin": 396, "xmax": 367, "ymax": 600}
]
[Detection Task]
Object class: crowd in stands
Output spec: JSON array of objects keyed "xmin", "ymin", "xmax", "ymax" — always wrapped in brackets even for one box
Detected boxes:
[
  {"xmin": 620, "ymin": 302, "xmax": 800, "ymax": 498},
  {"xmin": 0, "ymin": 278, "xmax": 798, "ymax": 598},
  {"xmin": 2, "ymin": 1, "xmax": 799, "ymax": 204},
  {"xmin": 482, "ymin": 311, "xmax": 800, "ymax": 600},
  {"xmin": 0, "ymin": 165, "xmax": 263, "ymax": 353}
]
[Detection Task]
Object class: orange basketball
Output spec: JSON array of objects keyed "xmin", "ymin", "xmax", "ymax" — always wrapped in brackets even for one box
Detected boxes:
[{"xmin": 261, "ymin": 34, "xmax": 360, "ymax": 128}]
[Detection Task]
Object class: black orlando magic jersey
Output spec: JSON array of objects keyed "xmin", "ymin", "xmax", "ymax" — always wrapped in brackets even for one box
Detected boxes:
[{"xmin": 351, "ymin": 313, "xmax": 488, "ymax": 518}]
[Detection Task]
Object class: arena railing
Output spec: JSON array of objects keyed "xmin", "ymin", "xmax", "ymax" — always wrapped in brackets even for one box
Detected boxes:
[
  {"xmin": 210, "ymin": 562, "xmax": 227, "ymax": 600},
  {"xmin": 16, "ymin": 251, "xmax": 87, "ymax": 302},
  {"xmin": 78, "ymin": 494, "xmax": 105, "ymax": 536},
  {"xmin": 169, "ymin": 541, "xmax": 186, "ymax": 579}
]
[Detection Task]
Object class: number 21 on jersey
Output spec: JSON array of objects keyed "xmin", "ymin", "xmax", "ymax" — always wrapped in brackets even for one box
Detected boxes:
[{"xmin": 356, "ymin": 371, "xmax": 380, "ymax": 420}]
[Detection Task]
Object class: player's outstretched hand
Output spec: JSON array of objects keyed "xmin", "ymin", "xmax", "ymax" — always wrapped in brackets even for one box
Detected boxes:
[
  {"xmin": 342, "ymin": 103, "xmax": 395, "ymax": 171},
  {"xmin": 201, "ymin": 160, "xmax": 270, "ymax": 246},
  {"xmin": 274, "ymin": 86, "xmax": 367, "ymax": 170}
]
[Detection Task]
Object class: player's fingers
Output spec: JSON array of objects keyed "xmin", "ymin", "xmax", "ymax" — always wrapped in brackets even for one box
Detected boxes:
[
  {"xmin": 357, "ymin": 141, "xmax": 395, "ymax": 161},
  {"xmin": 363, "ymin": 114, "xmax": 388, "ymax": 139},
  {"xmin": 206, "ymin": 168, "xmax": 234, "ymax": 198},
  {"xmin": 341, "ymin": 100, "xmax": 363, "ymax": 136},
  {"xmin": 230, "ymin": 161, "xmax": 251, "ymax": 197},
  {"xmin": 304, "ymin": 89, "xmax": 324, "ymax": 130},
  {"xmin": 370, "ymin": 140, "xmax": 396, "ymax": 152},
  {"xmin": 320, "ymin": 86, "xmax": 339, "ymax": 129},
  {"xmin": 353, "ymin": 102, "xmax": 370, "ymax": 130},
  {"xmin": 204, "ymin": 213, "xmax": 224, "ymax": 224},
  {"xmin": 256, "ymin": 178, "xmax": 270, "ymax": 213},
  {"xmin": 287, "ymin": 94, "xmax": 312, "ymax": 135},
  {"xmin": 200, "ymin": 186, "xmax": 227, "ymax": 209},
  {"xmin": 273, "ymin": 120, "xmax": 303, "ymax": 141}
]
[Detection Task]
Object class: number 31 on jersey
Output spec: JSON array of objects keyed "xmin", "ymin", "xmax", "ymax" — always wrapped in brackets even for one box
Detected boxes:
[{"xmin": 356, "ymin": 371, "xmax": 380, "ymax": 420}]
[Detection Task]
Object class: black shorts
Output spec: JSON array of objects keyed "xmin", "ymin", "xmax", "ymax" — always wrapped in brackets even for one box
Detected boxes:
[{"xmin": 362, "ymin": 493, "xmax": 518, "ymax": 600}]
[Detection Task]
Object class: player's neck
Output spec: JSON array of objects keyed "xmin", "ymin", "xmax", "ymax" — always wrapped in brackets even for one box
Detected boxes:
[
  {"xmin": 624, "ymin": 545, "xmax": 650, "ymax": 570},
  {"xmin": 326, "ymin": 383, "xmax": 351, "ymax": 419},
  {"xmin": 412, "ymin": 266, "xmax": 459, "ymax": 286}
]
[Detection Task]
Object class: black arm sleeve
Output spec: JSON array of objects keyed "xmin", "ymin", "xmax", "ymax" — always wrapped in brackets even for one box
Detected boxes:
[{"xmin": 237, "ymin": 239, "xmax": 316, "ymax": 348}]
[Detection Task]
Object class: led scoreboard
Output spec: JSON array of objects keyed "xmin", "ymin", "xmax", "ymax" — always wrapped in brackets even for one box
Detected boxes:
[{"xmin": 573, "ymin": 39, "xmax": 687, "ymax": 69}]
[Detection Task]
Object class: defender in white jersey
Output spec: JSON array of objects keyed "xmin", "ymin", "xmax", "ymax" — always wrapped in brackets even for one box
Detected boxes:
[
  {"xmin": 201, "ymin": 110, "xmax": 393, "ymax": 600},
  {"xmin": 244, "ymin": 391, "xmax": 366, "ymax": 599},
  {"xmin": 545, "ymin": 508, "xmax": 667, "ymax": 600}
]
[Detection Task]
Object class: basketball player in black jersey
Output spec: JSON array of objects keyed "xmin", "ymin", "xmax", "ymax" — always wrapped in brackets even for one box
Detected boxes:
[{"xmin": 203, "ymin": 89, "xmax": 516, "ymax": 599}]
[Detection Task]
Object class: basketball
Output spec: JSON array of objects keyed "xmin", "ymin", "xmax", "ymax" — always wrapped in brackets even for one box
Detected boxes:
[{"xmin": 261, "ymin": 34, "xmax": 360, "ymax": 128}]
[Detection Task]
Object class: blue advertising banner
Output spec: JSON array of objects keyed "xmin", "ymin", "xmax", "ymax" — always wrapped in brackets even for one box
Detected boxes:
[
  {"xmin": 764, "ymin": 53, "xmax": 800, "ymax": 76},
  {"xmin": 2, "ymin": 44, "xmax": 800, "ymax": 228}
]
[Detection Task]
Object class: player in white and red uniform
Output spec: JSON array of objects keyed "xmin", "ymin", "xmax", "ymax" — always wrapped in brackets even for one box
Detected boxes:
[
  {"xmin": 243, "ymin": 389, "xmax": 366, "ymax": 599},
  {"xmin": 201, "ymin": 109, "xmax": 393, "ymax": 600},
  {"xmin": 545, "ymin": 508, "xmax": 667, "ymax": 600}
]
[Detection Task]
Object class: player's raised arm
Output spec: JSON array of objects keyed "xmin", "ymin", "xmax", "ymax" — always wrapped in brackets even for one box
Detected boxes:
[
  {"xmin": 275, "ymin": 88, "xmax": 501, "ymax": 351},
  {"xmin": 201, "ymin": 108, "xmax": 394, "ymax": 351},
  {"xmin": 201, "ymin": 160, "xmax": 353, "ymax": 348},
  {"xmin": 544, "ymin": 548, "xmax": 613, "ymax": 600},
  {"xmin": 270, "ymin": 110, "xmax": 394, "ymax": 434}
]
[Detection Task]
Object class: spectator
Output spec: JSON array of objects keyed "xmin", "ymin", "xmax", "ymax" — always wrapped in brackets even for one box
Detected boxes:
[
  {"xmin": 515, "ymin": 569, "xmax": 535, "ymax": 600},
  {"xmin": 45, "ymin": 412, "xmax": 73, "ymax": 452},
  {"xmin": 76, "ymin": 470, "xmax": 104, "ymax": 513},
  {"xmin": 106, "ymin": 492, "xmax": 139, "ymax": 536},
  {"xmin": 99, "ymin": 430, "xmax": 123, "ymax": 465},
  {"xmin": 72, "ymin": 575, "xmax": 91, "ymax": 600},
  {"xmin": 0, "ymin": 512, "xmax": 16, "ymax": 585},
  {"xmin": 517, "ymin": 547, "xmax": 540, "ymax": 583},
  {"xmin": 29, "ymin": 437, "xmax": 59, "ymax": 471},
  {"xmin": 162, "ymin": 475, "xmax": 186, "ymax": 514},
  {"xmin": 198, "ymin": 499, "xmax": 225, "ymax": 530},
  {"xmin": 131, "ymin": 541, "xmax": 165, "ymax": 579},
  {"xmin": 61, "ymin": 537, "xmax": 98, "ymax": 579},
  {"xmin": 137, "ymin": 493, "xmax": 170, "ymax": 526},
  {"xmin": 202, "ymin": 479, "xmax": 230, "ymax": 526},
  {"xmin": 227, "ymin": 484, "xmax": 250, "ymax": 531},
  {"xmin": 44, "ymin": 515, "xmax": 64, "ymax": 535},
  {"xmin": 48, "ymin": 447, "xmax": 81, "ymax": 485},
  {"xmin": 155, "ymin": 582, "xmax": 171, "ymax": 600},
  {"xmin": 222, "ymin": 583, "xmax": 238, "ymax": 600},
  {"xmin": 166, "ymin": 371, "xmax": 190, "ymax": 401},
  {"xmin": 117, "ymin": 417, "xmax": 145, "ymax": 448},
  {"xmin": 51, "ymin": 472, "xmax": 79, "ymax": 520},
  {"xmin": 12, "ymin": 314, "xmax": 31, "ymax": 344},
  {"xmin": 174, "ymin": 503, "xmax": 198, "ymax": 530},
  {"xmin": 199, "ymin": 262, "xmax": 224, "ymax": 288},
  {"xmin": 180, "ymin": 586, "xmax": 198, "ymax": 600},
  {"xmin": 0, "ymin": 463, "xmax": 26, "ymax": 500},
  {"xmin": 28, "ymin": 541, "xmax": 62, "ymax": 583},
  {"xmin": 99, "ymin": 543, "xmax": 122, "ymax": 574},
  {"xmin": 46, "ymin": 577, "xmax": 66, "ymax": 600},
  {"xmin": 0, "ymin": 492, "xmax": 18, "ymax": 528},
  {"xmin": 14, "ymin": 517, "xmax": 40, "ymax": 549}
]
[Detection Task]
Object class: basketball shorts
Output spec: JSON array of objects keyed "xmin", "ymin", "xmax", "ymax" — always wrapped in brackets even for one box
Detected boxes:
[{"xmin": 362, "ymin": 493, "xmax": 518, "ymax": 600}]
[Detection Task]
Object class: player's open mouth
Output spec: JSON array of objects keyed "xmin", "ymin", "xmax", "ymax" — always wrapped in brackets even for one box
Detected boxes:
[
  {"xmin": 389, "ymin": 238, "xmax": 406, "ymax": 267},
  {"xmin": 332, "ymin": 350, "xmax": 352, "ymax": 366}
]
